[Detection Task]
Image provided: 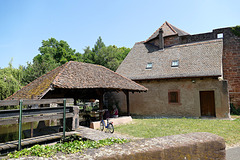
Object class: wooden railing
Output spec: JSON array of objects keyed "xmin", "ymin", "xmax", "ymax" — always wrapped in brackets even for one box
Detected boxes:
[{"xmin": 0, "ymin": 98, "xmax": 74, "ymax": 150}]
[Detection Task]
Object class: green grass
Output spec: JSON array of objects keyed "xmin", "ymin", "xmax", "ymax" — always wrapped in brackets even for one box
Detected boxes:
[{"xmin": 115, "ymin": 117, "xmax": 240, "ymax": 147}]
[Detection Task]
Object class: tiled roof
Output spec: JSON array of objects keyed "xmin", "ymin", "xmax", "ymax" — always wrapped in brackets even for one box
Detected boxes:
[
  {"xmin": 145, "ymin": 21, "xmax": 190, "ymax": 42},
  {"xmin": 116, "ymin": 39, "xmax": 223, "ymax": 80},
  {"xmin": 7, "ymin": 61, "xmax": 147, "ymax": 100},
  {"xmin": 6, "ymin": 64, "xmax": 67, "ymax": 100}
]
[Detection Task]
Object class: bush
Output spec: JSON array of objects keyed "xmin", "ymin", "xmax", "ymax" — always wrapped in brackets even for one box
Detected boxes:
[{"xmin": 230, "ymin": 103, "xmax": 240, "ymax": 115}]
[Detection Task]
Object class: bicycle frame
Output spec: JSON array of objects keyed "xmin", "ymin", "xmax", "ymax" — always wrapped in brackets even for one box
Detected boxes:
[{"xmin": 101, "ymin": 119, "xmax": 112, "ymax": 128}]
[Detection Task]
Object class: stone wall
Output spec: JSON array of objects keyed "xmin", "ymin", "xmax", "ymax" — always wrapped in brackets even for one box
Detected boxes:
[
  {"xmin": 222, "ymin": 28, "xmax": 240, "ymax": 108},
  {"xmin": 90, "ymin": 116, "xmax": 132, "ymax": 129},
  {"xmin": 147, "ymin": 27, "xmax": 240, "ymax": 108},
  {"xmin": 181, "ymin": 28, "xmax": 240, "ymax": 108},
  {"xmin": 81, "ymin": 132, "xmax": 225, "ymax": 160},
  {"xmin": 114, "ymin": 78, "xmax": 230, "ymax": 118}
]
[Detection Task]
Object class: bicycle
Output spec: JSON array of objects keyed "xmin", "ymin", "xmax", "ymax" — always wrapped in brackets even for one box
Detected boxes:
[{"xmin": 98, "ymin": 109, "xmax": 114, "ymax": 133}]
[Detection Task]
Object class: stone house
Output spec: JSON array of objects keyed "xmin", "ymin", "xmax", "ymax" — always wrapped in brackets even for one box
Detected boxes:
[{"xmin": 114, "ymin": 21, "xmax": 240, "ymax": 118}]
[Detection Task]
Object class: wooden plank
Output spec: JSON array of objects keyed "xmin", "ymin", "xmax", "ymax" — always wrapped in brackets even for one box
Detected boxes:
[
  {"xmin": 0, "ymin": 106, "xmax": 72, "ymax": 118},
  {"xmin": 0, "ymin": 132, "xmax": 76, "ymax": 152},
  {"xmin": 0, "ymin": 113, "xmax": 74, "ymax": 125},
  {"xmin": 123, "ymin": 90, "xmax": 130, "ymax": 116},
  {"xmin": 0, "ymin": 98, "xmax": 74, "ymax": 106},
  {"xmin": 22, "ymin": 98, "xmax": 74, "ymax": 105},
  {"xmin": 0, "ymin": 100, "xmax": 19, "ymax": 106}
]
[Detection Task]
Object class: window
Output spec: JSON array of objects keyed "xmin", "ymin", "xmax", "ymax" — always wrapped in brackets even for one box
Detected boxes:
[
  {"xmin": 168, "ymin": 90, "xmax": 180, "ymax": 104},
  {"xmin": 171, "ymin": 60, "xmax": 179, "ymax": 67},
  {"xmin": 146, "ymin": 63, "xmax": 153, "ymax": 69},
  {"xmin": 217, "ymin": 33, "xmax": 223, "ymax": 39}
]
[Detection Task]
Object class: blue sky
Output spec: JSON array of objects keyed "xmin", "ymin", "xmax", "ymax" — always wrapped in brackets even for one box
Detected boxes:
[{"xmin": 0, "ymin": 0, "xmax": 239, "ymax": 68}]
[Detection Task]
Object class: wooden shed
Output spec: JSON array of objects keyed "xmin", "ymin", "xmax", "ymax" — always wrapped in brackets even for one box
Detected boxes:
[{"xmin": 6, "ymin": 61, "xmax": 147, "ymax": 115}]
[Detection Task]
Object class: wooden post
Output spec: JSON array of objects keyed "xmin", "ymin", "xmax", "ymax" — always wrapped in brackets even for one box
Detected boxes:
[
  {"xmin": 30, "ymin": 122, "xmax": 33, "ymax": 137},
  {"xmin": 18, "ymin": 100, "xmax": 23, "ymax": 151},
  {"xmin": 123, "ymin": 90, "xmax": 130, "ymax": 116},
  {"xmin": 63, "ymin": 99, "xmax": 66, "ymax": 140},
  {"xmin": 30, "ymin": 96, "xmax": 34, "ymax": 138},
  {"xmin": 96, "ymin": 89, "xmax": 104, "ymax": 120}
]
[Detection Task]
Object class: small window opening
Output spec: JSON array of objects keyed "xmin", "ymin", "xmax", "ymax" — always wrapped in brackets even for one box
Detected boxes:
[
  {"xmin": 217, "ymin": 33, "xmax": 223, "ymax": 39},
  {"xmin": 146, "ymin": 63, "xmax": 153, "ymax": 69},
  {"xmin": 171, "ymin": 60, "xmax": 179, "ymax": 67},
  {"xmin": 168, "ymin": 90, "xmax": 180, "ymax": 104}
]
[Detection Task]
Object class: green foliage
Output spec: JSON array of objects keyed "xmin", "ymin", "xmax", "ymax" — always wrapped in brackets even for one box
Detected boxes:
[
  {"xmin": 232, "ymin": 25, "xmax": 240, "ymax": 37},
  {"xmin": 38, "ymin": 38, "xmax": 80, "ymax": 65},
  {"xmin": 22, "ymin": 38, "xmax": 81, "ymax": 84},
  {"xmin": 82, "ymin": 37, "xmax": 130, "ymax": 71},
  {"xmin": 230, "ymin": 103, "xmax": 240, "ymax": 115},
  {"xmin": 0, "ymin": 59, "xmax": 23, "ymax": 100},
  {"xmin": 7, "ymin": 137, "xmax": 128, "ymax": 158}
]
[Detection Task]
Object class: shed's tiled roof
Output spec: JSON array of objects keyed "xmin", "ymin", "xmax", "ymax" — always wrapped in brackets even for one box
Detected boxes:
[
  {"xmin": 7, "ymin": 63, "xmax": 67, "ymax": 100},
  {"xmin": 116, "ymin": 39, "xmax": 223, "ymax": 80},
  {"xmin": 7, "ymin": 61, "xmax": 147, "ymax": 100},
  {"xmin": 145, "ymin": 21, "xmax": 190, "ymax": 42}
]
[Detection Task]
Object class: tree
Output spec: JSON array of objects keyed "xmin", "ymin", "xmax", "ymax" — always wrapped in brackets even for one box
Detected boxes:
[
  {"xmin": 82, "ymin": 37, "xmax": 130, "ymax": 71},
  {"xmin": 232, "ymin": 25, "xmax": 240, "ymax": 37},
  {"xmin": 22, "ymin": 38, "xmax": 81, "ymax": 84},
  {"xmin": 92, "ymin": 36, "xmax": 105, "ymax": 53},
  {"xmin": 0, "ymin": 60, "xmax": 23, "ymax": 100},
  {"xmin": 38, "ymin": 38, "xmax": 80, "ymax": 65}
]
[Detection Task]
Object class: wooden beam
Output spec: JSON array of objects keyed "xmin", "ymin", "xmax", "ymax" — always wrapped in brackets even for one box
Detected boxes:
[
  {"xmin": 0, "ymin": 100, "xmax": 19, "ymax": 106},
  {"xmin": 0, "ymin": 113, "xmax": 74, "ymax": 126},
  {"xmin": 0, "ymin": 106, "xmax": 72, "ymax": 118},
  {"xmin": 96, "ymin": 89, "xmax": 104, "ymax": 120},
  {"xmin": 0, "ymin": 98, "xmax": 74, "ymax": 107},
  {"xmin": 96, "ymin": 89, "xmax": 104, "ymax": 110},
  {"xmin": 123, "ymin": 90, "xmax": 130, "ymax": 116}
]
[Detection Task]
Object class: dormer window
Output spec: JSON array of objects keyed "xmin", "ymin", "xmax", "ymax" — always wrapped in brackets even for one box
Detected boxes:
[
  {"xmin": 146, "ymin": 63, "xmax": 153, "ymax": 69},
  {"xmin": 171, "ymin": 60, "xmax": 179, "ymax": 67},
  {"xmin": 217, "ymin": 33, "xmax": 223, "ymax": 39}
]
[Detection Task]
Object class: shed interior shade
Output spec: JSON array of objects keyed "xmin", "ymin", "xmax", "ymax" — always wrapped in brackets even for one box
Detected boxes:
[{"xmin": 6, "ymin": 61, "xmax": 147, "ymax": 100}]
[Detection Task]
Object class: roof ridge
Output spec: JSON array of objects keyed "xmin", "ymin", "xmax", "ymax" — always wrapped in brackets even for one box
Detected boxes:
[
  {"xmin": 145, "ymin": 22, "xmax": 165, "ymax": 42},
  {"xmin": 165, "ymin": 21, "xmax": 177, "ymax": 34},
  {"xmin": 135, "ymin": 41, "xmax": 145, "ymax": 44},
  {"xmin": 52, "ymin": 61, "xmax": 73, "ymax": 87},
  {"xmin": 98, "ymin": 65, "xmax": 148, "ymax": 91},
  {"xmin": 168, "ymin": 39, "xmax": 222, "ymax": 49}
]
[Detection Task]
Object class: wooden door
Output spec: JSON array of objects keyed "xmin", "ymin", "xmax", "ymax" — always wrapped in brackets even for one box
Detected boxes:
[{"xmin": 200, "ymin": 91, "xmax": 216, "ymax": 117}]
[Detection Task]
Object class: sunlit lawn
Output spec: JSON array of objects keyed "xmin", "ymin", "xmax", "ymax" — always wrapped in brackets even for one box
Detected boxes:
[{"xmin": 115, "ymin": 116, "xmax": 240, "ymax": 147}]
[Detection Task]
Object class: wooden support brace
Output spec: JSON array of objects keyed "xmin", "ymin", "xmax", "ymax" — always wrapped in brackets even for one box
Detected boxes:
[
  {"xmin": 96, "ymin": 89, "xmax": 104, "ymax": 120},
  {"xmin": 123, "ymin": 90, "xmax": 130, "ymax": 116}
]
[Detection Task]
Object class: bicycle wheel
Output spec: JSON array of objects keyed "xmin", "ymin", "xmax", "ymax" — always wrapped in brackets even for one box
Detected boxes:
[
  {"xmin": 100, "ymin": 121, "xmax": 104, "ymax": 131},
  {"xmin": 108, "ymin": 123, "xmax": 114, "ymax": 133}
]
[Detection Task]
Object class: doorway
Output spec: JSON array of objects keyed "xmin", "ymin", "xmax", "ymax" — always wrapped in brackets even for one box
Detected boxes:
[{"xmin": 200, "ymin": 91, "xmax": 216, "ymax": 117}]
